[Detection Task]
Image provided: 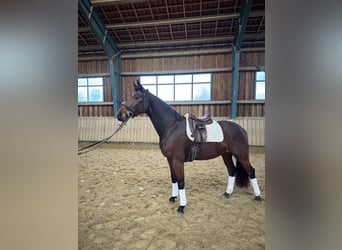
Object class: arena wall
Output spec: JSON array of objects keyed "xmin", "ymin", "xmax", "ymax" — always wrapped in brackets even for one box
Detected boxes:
[{"xmin": 78, "ymin": 116, "xmax": 265, "ymax": 146}]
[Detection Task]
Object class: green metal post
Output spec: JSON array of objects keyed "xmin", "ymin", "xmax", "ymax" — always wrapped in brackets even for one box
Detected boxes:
[
  {"xmin": 230, "ymin": 0, "xmax": 253, "ymax": 118},
  {"xmin": 79, "ymin": 0, "xmax": 121, "ymax": 117},
  {"xmin": 109, "ymin": 55, "xmax": 121, "ymax": 118},
  {"xmin": 231, "ymin": 49, "xmax": 240, "ymax": 118}
]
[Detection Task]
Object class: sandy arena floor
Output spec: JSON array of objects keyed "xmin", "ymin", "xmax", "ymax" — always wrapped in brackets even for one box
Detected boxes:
[{"xmin": 78, "ymin": 143, "xmax": 265, "ymax": 250}]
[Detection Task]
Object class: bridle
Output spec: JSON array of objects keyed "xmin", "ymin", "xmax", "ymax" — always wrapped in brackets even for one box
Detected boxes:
[
  {"xmin": 122, "ymin": 91, "xmax": 148, "ymax": 118},
  {"xmin": 78, "ymin": 91, "xmax": 148, "ymax": 155}
]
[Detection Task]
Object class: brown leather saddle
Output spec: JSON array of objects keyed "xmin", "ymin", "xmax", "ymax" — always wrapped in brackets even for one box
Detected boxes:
[
  {"xmin": 187, "ymin": 113, "xmax": 213, "ymax": 161},
  {"xmin": 188, "ymin": 113, "xmax": 213, "ymax": 142}
]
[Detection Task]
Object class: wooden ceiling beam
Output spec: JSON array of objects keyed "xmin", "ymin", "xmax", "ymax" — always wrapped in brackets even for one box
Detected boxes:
[
  {"xmin": 118, "ymin": 36, "xmax": 234, "ymax": 48},
  {"xmin": 78, "ymin": 10, "xmax": 264, "ymax": 32},
  {"xmin": 79, "ymin": 0, "xmax": 120, "ymax": 58},
  {"xmin": 91, "ymin": 0, "xmax": 147, "ymax": 6},
  {"xmin": 107, "ymin": 13, "xmax": 239, "ymax": 29}
]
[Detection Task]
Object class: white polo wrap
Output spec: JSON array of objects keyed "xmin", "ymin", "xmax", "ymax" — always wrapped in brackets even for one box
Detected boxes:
[
  {"xmin": 179, "ymin": 189, "xmax": 187, "ymax": 206},
  {"xmin": 251, "ymin": 178, "xmax": 261, "ymax": 196},
  {"xmin": 226, "ymin": 176, "xmax": 236, "ymax": 194},
  {"xmin": 172, "ymin": 182, "xmax": 178, "ymax": 197}
]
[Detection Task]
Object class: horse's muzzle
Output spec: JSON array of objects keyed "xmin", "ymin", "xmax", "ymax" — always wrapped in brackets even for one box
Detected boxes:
[{"xmin": 117, "ymin": 106, "xmax": 133, "ymax": 122}]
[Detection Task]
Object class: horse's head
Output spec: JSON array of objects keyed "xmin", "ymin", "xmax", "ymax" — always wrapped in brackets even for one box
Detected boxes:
[{"xmin": 117, "ymin": 80, "xmax": 149, "ymax": 122}]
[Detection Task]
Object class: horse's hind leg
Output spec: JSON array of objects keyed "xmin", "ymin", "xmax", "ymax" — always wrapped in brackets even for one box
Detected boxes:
[
  {"xmin": 236, "ymin": 157, "xmax": 261, "ymax": 201},
  {"xmin": 249, "ymin": 165, "xmax": 261, "ymax": 201},
  {"xmin": 222, "ymin": 152, "xmax": 236, "ymax": 198}
]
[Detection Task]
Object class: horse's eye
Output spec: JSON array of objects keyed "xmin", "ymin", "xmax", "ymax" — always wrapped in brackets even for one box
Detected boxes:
[{"xmin": 134, "ymin": 95, "xmax": 140, "ymax": 100}]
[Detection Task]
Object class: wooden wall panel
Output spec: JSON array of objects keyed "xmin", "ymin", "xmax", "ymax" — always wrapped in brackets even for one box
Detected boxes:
[
  {"xmin": 240, "ymin": 51, "xmax": 265, "ymax": 67},
  {"xmin": 169, "ymin": 104, "xmax": 229, "ymax": 117},
  {"xmin": 78, "ymin": 105, "xmax": 114, "ymax": 117},
  {"xmin": 78, "ymin": 50, "xmax": 265, "ymax": 117},
  {"xmin": 168, "ymin": 103, "xmax": 264, "ymax": 117},
  {"xmin": 122, "ymin": 75, "xmax": 139, "ymax": 101},
  {"xmin": 237, "ymin": 103, "xmax": 265, "ymax": 117},
  {"xmin": 104, "ymin": 77, "xmax": 112, "ymax": 102},
  {"xmin": 238, "ymin": 72, "xmax": 255, "ymax": 100},
  {"xmin": 121, "ymin": 54, "xmax": 232, "ymax": 72},
  {"xmin": 212, "ymin": 72, "xmax": 231, "ymax": 100},
  {"xmin": 78, "ymin": 60, "xmax": 109, "ymax": 74},
  {"xmin": 78, "ymin": 116, "xmax": 265, "ymax": 146}
]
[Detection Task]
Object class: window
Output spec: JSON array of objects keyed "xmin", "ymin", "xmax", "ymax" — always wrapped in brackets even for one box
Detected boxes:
[
  {"xmin": 78, "ymin": 77, "xmax": 104, "ymax": 102},
  {"xmin": 140, "ymin": 73, "xmax": 211, "ymax": 101},
  {"xmin": 255, "ymin": 71, "xmax": 265, "ymax": 100}
]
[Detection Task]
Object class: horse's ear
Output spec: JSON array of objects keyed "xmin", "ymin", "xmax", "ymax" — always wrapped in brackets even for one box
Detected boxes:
[
  {"xmin": 134, "ymin": 79, "xmax": 145, "ymax": 92},
  {"xmin": 136, "ymin": 79, "xmax": 142, "ymax": 88}
]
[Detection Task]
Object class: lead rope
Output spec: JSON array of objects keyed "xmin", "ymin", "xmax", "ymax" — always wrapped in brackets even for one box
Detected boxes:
[{"xmin": 78, "ymin": 122, "xmax": 126, "ymax": 155}]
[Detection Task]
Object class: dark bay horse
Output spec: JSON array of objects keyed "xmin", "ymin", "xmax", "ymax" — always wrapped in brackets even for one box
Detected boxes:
[{"xmin": 117, "ymin": 80, "xmax": 261, "ymax": 214}]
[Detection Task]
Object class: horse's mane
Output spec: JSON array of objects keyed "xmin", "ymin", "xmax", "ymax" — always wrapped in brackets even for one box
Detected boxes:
[{"xmin": 144, "ymin": 90, "xmax": 184, "ymax": 122}]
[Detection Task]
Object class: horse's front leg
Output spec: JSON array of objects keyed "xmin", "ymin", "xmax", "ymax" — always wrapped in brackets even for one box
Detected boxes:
[
  {"xmin": 172, "ymin": 158, "xmax": 186, "ymax": 214},
  {"xmin": 167, "ymin": 157, "xmax": 178, "ymax": 203}
]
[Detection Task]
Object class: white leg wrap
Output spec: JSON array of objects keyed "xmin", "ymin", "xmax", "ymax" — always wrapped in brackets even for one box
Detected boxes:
[
  {"xmin": 226, "ymin": 176, "xmax": 236, "ymax": 194},
  {"xmin": 172, "ymin": 182, "xmax": 178, "ymax": 197},
  {"xmin": 179, "ymin": 189, "xmax": 187, "ymax": 206},
  {"xmin": 251, "ymin": 178, "xmax": 261, "ymax": 196}
]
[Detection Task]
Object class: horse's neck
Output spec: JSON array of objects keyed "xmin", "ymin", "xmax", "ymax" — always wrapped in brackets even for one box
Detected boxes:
[{"xmin": 146, "ymin": 93, "xmax": 183, "ymax": 138}]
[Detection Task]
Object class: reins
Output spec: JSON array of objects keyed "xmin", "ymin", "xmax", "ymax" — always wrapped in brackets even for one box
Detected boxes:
[
  {"xmin": 78, "ymin": 121, "xmax": 126, "ymax": 155},
  {"xmin": 78, "ymin": 89, "xmax": 146, "ymax": 155}
]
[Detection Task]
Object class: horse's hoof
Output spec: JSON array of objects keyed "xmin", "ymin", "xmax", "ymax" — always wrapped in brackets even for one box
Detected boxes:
[
  {"xmin": 169, "ymin": 196, "xmax": 177, "ymax": 203},
  {"xmin": 223, "ymin": 192, "xmax": 229, "ymax": 198},
  {"xmin": 254, "ymin": 196, "xmax": 262, "ymax": 201},
  {"xmin": 177, "ymin": 206, "xmax": 185, "ymax": 215}
]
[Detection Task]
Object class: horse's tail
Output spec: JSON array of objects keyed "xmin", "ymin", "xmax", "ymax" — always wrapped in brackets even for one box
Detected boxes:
[{"xmin": 235, "ymin": 160, "xmax": 250, "ymax": 187}]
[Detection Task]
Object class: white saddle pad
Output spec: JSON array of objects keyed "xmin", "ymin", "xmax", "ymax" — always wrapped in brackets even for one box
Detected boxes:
[{"xmin": 184, "ymin": 114, "xmax": 224, "ymax": 142}]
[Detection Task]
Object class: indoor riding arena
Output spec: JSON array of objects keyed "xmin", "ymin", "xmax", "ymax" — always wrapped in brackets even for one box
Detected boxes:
[{"xmin": 78, "ymin": 0, "xmax": 265, "ymax": 249}]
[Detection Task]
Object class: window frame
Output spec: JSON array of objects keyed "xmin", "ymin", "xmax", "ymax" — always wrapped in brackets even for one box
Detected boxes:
[
  {"xmin": 255, "ymin": 71, "xmax": 265, "ymax": 100},
  {"xmin": 78, "ymin": 77, "xmax": 104, "ymax": 103},
  {"xmin": 140, "ymin": 73, "xmax": 212, "ymax": 102}
]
